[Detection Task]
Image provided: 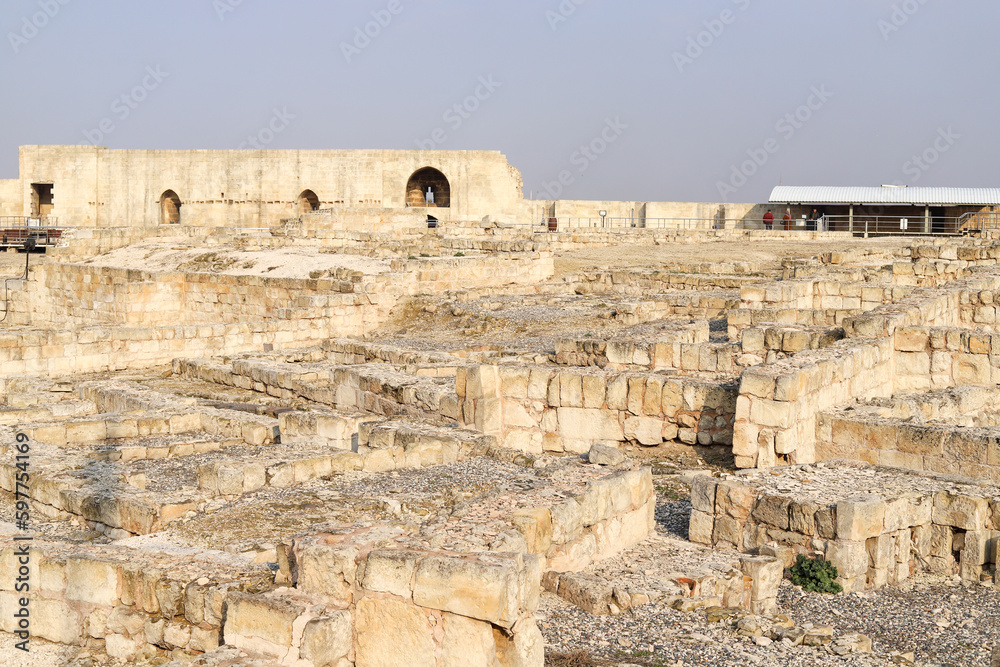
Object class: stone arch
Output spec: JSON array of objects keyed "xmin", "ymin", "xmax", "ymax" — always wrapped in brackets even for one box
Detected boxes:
[
  {"xmin": 406, "ymin": 167, "xmax": 451, "ymax": 208},
  {"xmin": 298, "ymin": 190, "xmax": 320, "ymax": 215},
  {"xmin": 160, "ymin": 190, "xmax": 181, "ymax": 225}
]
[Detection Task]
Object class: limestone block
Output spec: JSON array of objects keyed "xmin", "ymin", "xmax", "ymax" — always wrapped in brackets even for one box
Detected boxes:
[
  {"xmin": 546, "ymin": 533, "xmax": 597, "ymax": 572},
  {"xmin": 441, "ymin": 613, "xmax": 497, "ymax": 667},
  {"xmin": 527, "ymin": 369, "xmax": 552, "ymax": 401},
  {"xmin": 933, "ymin": 493, "xmax": 989, "ymax": 530},
  {"xmin": 954, "ymin": 354, "xmax": 991, "ymax": 385},
  {"xmin": 606, "ymin": 376, "xmax": 628, "ymax": 411},
  {"xmin": 689, "ymin": 510, "xmax": 715, "ymax": 545},
  {"xmin": 626, "ymin": 377, "xmax": 645, "ymax": 415},
  {"xmin": 557, "ymin": 408, "xmax": 624, "ymax": 441},
  {"xmin": 511, "ymin": 508, "xmax": 553, "ymax": 555},
  {"xmin": 789, "ymin": 500, "xmax": 819, "ymax": 535},
  {"xmin": 624, "ymin": 416, "xmax": 663, "ymax": 446},
  {"xmin": 559, "ymin": 373, "xmax": 584, "ymax": 408},
  {"xmin": 296, "ymin": 544, "xmax": 358, "ymax": 602},
  {"xmin": 716, "ymin": 480, "xmax": 756, "ymax": 520},
  {"xmin": 224, "ymin": 592, "xmax": 305, "ymax": 652},
  {"xmin": 866, "ymin": 534, "xmax": 893, "ymax": 570},
  {"xmin": 34, "ymin": 598, "xmax": 83, "ymax": 645},
  {"xmin": 188, "ymin": 624, "xmax": 221, "ymax": 653},
  {"xmin": 712, "ymin": 515, "xmax": 745, "ymax": 547},
  {"xmin": 300, "ymin": 612, "xmax": 353, "ymax": 667},
  {"xmin": 467, "ymin": 366, "xmax": 500, "ymax": 399},
  {"xmin": 412, "ymin": 555, "xmax": 521, "ymax": 628},
  {"xmin": 355, "ymin": 597, "xmax": 436, "ymax": 667},
  {"xmin": 836, "ymin": 496, "xmax": 886, "ymax": 541},
  {"xmin": 556, "ymin": 572, "xmax": 612, "ymax": 614},
  {"xmin": 362, "ymin": 549, "xmax": 420, "ymax": 600},
  {"xmin": 739, "ymin": 556, "xmax": 783, "ymax": 602},
  {"xmin": 592, "ymin": 500, "xmax": 654, "ymax": 559},
  {"xmin": 581, "ymin": 375, "xmax": 606, "ymax": 409},
  {"xmin": 825, "ymin": 540, "xmax": 869, "ymax": 579},
  {"xmin": 105, "ymin": 633, "xmax": 141, "ymax": 661},
  {"xmin": 65, "ymin": 557, "xmax": 120, "ymax": 606},
  {"xmin": 549, "ymin": 499, "xmax": 584, "ymax": 544},
  {"xmin": 690, "ymin": 475, "xmax": 717, "ymax": 514},
  {"xmin": 495, "ymin": 618, "xmax": 545, "ymax": 667},
  {"xmin": 155, "ymin": 578, "xmax": 186, "ymax": 619},
  {"xmin": 752, "ymin": 495, "xmax": 791, "ymax": 530}
]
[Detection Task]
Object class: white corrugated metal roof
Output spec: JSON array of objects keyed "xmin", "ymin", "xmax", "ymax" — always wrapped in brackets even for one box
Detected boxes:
[{"xmin": 769, "ymin": 186, "xmax": 1000, "ymax": 206}]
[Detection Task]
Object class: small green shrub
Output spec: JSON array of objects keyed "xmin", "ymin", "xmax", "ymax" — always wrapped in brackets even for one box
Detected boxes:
[
  {"xmin": 454, "ymin": 252, "xmax": 465, "ymax": 257},
  {"xmin": 420, "ymin": 253, "xmax": 431, "ymax": 258},
  {"xmin": 789, "ymin": 554, "xmax": 842, "ymax": 594}
]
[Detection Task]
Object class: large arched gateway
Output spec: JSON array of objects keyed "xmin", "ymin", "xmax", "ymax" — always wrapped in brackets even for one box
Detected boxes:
[{"xmin": 406, "ymin": 167, "xmax": 451, "ymax": 208}]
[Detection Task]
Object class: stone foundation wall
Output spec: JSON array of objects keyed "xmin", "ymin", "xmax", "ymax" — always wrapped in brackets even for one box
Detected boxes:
[
  {"xmin": 816, "ymin": 413, "xmax": 1000, "ymax": 482},
  {"xmin": 689, "ymin": 468, "xmax": 1000, "ymax": 592},
  {"xmin": 458, "ymin": 365, "xmax": 737, "ymax": 454},
  {"xmin": 732, "ymin": 337, "xmax": 895, "ymax": 468}
]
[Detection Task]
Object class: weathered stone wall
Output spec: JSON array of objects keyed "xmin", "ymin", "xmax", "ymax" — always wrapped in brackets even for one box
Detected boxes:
[
  {"xmin": 0, "ymin": 178, "xmax": 21, "ymax": 216},
  {"xmin": 458, "ymin": 365, "xmax": 737, "ymax": 454},
  {"xmin": 689, "ymin": 466, "xmax": 1000, "ymax": 591},
  {"xmin": 17, "ymin": 145, "xmax": 526, "ymax": 227},
  {"xmin": 816, "ymin": 413, "xmax": 1000, "ymax": 482},
  {"xmin": 733, "ymin": 337, "xmax": 895, "ymax": 469},
  {"xmin": 0, "ymin": 321, "xmax": 334, "ymax": 377},
  {"xmin": 894, "ymin": 326, "xmax": 1000, "ymax": 393},
  {"xmin": 0, "ymin": 541, "xmax": 247, "ymax": 659}
]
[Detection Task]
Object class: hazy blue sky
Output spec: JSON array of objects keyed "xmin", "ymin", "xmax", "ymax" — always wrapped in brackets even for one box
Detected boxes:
[{"xmin": 2, "ymin": 0, "xmax": 997, "ymax": 203}]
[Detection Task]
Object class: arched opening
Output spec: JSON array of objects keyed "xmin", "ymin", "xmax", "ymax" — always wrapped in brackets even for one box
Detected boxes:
[
  {"xmin": 160, "ymin": 190, "xmax": 181, "ymax": 225},
  {"xmin": 298, "ymin": 190, "xmax": 320, "ymax": 215},
  {"xmin": 406, "ymin": 167, "xmax": 451, "ymax": 208}
]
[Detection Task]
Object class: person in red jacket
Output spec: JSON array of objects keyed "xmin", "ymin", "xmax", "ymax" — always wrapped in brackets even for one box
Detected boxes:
[{"xmin": 763, "ymin": 210, "xmax": 774, "ymax": 230}]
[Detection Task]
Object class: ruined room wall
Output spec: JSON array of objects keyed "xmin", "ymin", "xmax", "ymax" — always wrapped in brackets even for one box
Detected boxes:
[
  {"xmin": 16, "ymin": 145, "xmax": 526, "ymax": 228},
  {"xmin": 458, "ymin": 365, "xmax": 738, "ymax": 455}
]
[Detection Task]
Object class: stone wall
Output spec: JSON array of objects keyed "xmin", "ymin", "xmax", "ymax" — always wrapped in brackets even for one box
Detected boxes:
[
  {"xmin": 0, "ymin": 321, "xmax": 336, "ymax": 377},
  {"xmin": 894, "ymin": 326, "xmax": 1000, "ymax": 393},
  {"xmin": 0, "ymin": 541, "xmax": 249, "ymax": 658},
  {"xmin": 458, "ymin": 364, "xmax": 737, "ymax": 454},
  {"xmin": 17, "ymin": 145, "xmax": 527, "ymax": 227},
  {"xmin": 0, "ymin": 178, "xmax": 21, "ymax": 216},
  {"xmin": 816, "ymin": 412, "xmax": 1000, "ymax": 482},
  {"xmin": 689, "ymin": 465, "xmax": 1000, "ymax": 591}
]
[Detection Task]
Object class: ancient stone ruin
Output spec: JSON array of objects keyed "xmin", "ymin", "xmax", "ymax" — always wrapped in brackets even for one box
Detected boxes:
[{"xmin": 0, "ymin": 148, "xmax": 997, "ymax": 666}]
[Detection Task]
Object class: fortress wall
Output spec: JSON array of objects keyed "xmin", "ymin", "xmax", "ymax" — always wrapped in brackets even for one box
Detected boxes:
[
  {"xmin": 0, "ymin": 179, "xmax": 21, "ymax": 216},
  {"xmin": 17, "ymin": 146, "xmax": 525, "ymax": 227}
]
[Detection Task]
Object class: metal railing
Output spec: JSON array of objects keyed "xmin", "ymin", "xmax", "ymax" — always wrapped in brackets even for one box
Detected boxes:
[
  {"xmin": 533, "ymin": 217, "xmax": 832, "ymax": 231},
  {"xmin": 0, "ymin": 216, "xmax": 60, "ymax": 228},
  {"xmin": 957, "ymin": 211, "xmax": 1000, "ymax": 232},
  {"xmin": 819, "ymin": 215, "xmax": 964, "ymax": 237}
]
